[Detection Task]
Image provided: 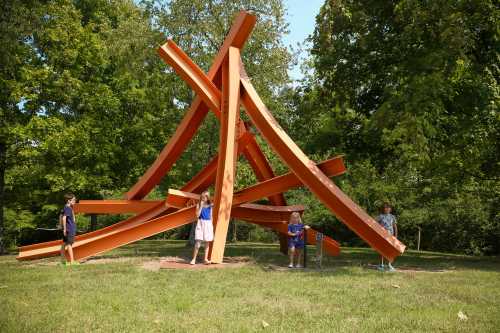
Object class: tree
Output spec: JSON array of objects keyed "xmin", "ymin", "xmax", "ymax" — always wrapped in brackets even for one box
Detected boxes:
[
  {"xmin": 291, "ymin": 0, "xmax": 499, "ymax": 254},
  {"xmin": 2, "ymin": 0, "xmax": 293, "ymax": 249},
  {"xmin": 0, "ymin": 0, "xmax": 46, "ymax": 253}
]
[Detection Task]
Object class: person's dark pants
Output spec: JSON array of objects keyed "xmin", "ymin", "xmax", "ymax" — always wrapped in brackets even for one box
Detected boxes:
[{"xmin": 62, "ymin": 232, "xmax": 75, "ymax": 245}]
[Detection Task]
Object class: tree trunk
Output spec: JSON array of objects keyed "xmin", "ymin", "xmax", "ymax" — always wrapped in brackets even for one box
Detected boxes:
[
  {"xmin": 231, "ymin": 219, "xmax": 237, "ymax": 243},
  {"xmin": 186, "ymin": 222, "xmax": 195, "ymax": 247},
  {"xmin": 90, "ymin": 214, "xmax": 97, "ymax": 231},
  {"xmin": 0, "ymin": 140, "xmax": 6, "ymax": 254},
  {"xmin": 279, "ymin": 233, "xmax": 288, "ymax": 255}
]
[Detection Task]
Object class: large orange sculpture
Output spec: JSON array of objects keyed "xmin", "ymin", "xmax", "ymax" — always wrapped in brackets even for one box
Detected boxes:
[{"xmin": 17, "ymin": 11, "xmax": 405, "ymax": 263}]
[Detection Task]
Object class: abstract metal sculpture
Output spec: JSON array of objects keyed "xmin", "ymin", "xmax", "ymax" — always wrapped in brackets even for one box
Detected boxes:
[{"xmin": 17, "ymin": 11, "xmax": 405, "ymax": 263}]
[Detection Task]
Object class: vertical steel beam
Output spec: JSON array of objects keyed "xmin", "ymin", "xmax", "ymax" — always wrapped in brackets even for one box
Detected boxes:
[{"xmin": 210, "ymin": 47, "xmax": 241, "ymax": 263}]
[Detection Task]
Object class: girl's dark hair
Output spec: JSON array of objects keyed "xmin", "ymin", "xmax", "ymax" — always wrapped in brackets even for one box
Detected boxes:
[
  {"xmin": 201, "ymin": 191, "xmax": 211, "ymax": 205},
  {"xmin": 64, "ymin": 193, "xmax": 75, "ymax": 202},
  {"xmin": 380, "ymin": 202, "xmax": 392, "ymax": 212}
]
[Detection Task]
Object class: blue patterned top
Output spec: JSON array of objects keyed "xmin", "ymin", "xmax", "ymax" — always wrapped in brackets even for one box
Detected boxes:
[{"xmin": 376, "ymin": 213, "xmax": 396, "ymax": 234}]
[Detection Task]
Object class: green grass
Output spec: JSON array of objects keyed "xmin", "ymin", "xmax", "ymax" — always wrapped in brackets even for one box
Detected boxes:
[{"xmin": 1, "ymin": 240, "xmax": 499, "ymax": 332}]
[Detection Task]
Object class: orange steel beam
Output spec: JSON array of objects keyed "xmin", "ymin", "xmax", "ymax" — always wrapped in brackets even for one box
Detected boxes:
[
  {"xmin": 17, "ymin": 201, "xmax": 172, "ymax": 260},
  {"xmin": 165, "ymin": 156, "xmax": 346, "ymax": 209},
  {"xmin": 125, "ymin": 11, "xmax": 256, "ymax": 200},
  {"xmin": 233, "ymin": 156, "xmax": 346, "ymax": 205},
  {"xmin": 242, "ymin": 132, "xmax": 289, "ymax": 254},
  {"xmin": 125, "ymin": 99, "xmax": 209, "ymax": 200},
  {"xmin": 159, "ymin": 40, "xmax": 221, "ymax": 113},
  {"xmin": 166, "ymin": 189, "xmax": 303, "ymax": 223},
  {"xmin": 240, "ymin": 75, "xmax": 405, "ymax": 262},
  {"xmin": 69, "ymin": 206, "xmax": 197, "ymax": 261},
  {"xmin": 74, "ymin": 200, "xmax": 162, "ymax": 215},
  {"xmin": 231, "ymin": 203, "xmax": 305, "ymax": 222},
  {"xmin": 248, "ymin": 221, "xmax": 340, "ymax": 256},
  {"xmin": 17, "ymin": 201, "xmax": 167, "ymax": 253},
  {"xmin": 210, "ymin": 47, "xmax": 241, "ymax": 263},
  {"xmin": 153, "ymin": 17, "xmax": 293, "ymax": 259},
  {"xmin": 17, "ymin": 207, "xmax": 196, "ymax": 260}
]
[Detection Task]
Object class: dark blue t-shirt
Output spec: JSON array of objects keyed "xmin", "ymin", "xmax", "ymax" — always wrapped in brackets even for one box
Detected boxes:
[
  {"xmin": 288, "ymin": 223, "xmax": 304, "ymax": 242},
  {"xmin": 199, "ymin": 205, "xmax": 212, "ymax": 220},
  {"xmin": 63, "ymin": 205, "xmax": 76, "ymax": 235}
]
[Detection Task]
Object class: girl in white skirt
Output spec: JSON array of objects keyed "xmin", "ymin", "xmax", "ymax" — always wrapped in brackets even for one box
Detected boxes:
[{"xmin": 190, "ymin": 190, "xmax": 214, "ymax": 265}]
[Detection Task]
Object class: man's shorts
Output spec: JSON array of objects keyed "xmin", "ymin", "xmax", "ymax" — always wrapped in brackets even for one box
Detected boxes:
[
  {"xmin": 63, "ymin": 232, "xmax": 75, "ymax": 245},
  {"xmin": 288, "ymin": 239, "xmax": 304, "ymax": 249}
]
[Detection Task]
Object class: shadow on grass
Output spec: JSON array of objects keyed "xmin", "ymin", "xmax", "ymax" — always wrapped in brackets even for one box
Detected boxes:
[{"xmin": 110, "ymin": 240, "xmax": 500, "ymax": 274}]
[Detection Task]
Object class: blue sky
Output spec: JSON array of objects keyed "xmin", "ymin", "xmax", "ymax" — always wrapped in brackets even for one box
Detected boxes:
[{"xmin": 283, "ymin": 0, "xmax": 325, "ymax": 80}]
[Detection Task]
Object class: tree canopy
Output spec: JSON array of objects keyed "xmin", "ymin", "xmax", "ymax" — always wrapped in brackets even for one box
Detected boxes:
[
  {"xmin": 0, "ymin": 0, "xmax": 292, "ymax": 251},
  {"xmin": 290, "ymin": 0, "xmax": 499, "ymax": 254}
]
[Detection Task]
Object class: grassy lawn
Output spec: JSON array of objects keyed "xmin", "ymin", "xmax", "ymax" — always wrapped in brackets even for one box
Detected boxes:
[{"xmin": 1, "ymin": 240, "xmax": 499, "ymax": 332}]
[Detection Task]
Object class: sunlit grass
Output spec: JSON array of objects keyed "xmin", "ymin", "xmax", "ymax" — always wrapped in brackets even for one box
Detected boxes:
[{"xmin": 1, "ymin": 241, "xmax": 499, "ymax": 332}]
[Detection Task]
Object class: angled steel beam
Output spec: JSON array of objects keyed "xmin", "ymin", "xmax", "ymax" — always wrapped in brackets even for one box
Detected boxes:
[
  {"xmin": 240, "ymin": 74, "xmax": 405, "ymax": 262},
  {"xmin": 166, "ymin": 189, "xmax": 304, "ymax": 223},
  {"xmin": 165, "ymin": 156, "xmax": 346, "ymax": 208},
  {"xmin": 17, "ymin": 201, "xmax": 172, "ymax": 260},
  {"xmin": 231, "ymin": 203, "xmax": 305, "ymax": 222},
  {"xmin": 232, "ymin": 156, "xmax": 346, "ymax": 205},
  {"xmin": 125, "ymin": 11, "xmax": 256, "ymax": 200},
  {"xmin": 159, "ymin": 40, "xmax": 221, "ymax": 112},
  {"xmin": 74, "ymin": 200, "xmax": 163, "ymax": 215}
]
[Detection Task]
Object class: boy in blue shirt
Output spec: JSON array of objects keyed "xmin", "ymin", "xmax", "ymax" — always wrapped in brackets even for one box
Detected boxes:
[
  {"xmin": 287, "ymin": 212, "xmax": 310, "ymax": 268},
  {"xmin": 376, "ymin": 203, "xmax": 398, "ymax": 272},
  {"xmin": 60, "ymin": 193, "xmax": 77, "ymax": 265}
]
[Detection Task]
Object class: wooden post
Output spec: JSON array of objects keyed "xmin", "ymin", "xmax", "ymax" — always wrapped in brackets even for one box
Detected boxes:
[
  {"xmin": 417, "ymin": 227, "xmax": 421, "ymax": 251},
  {"xmin": 303, "ymin": 228, "xmax": 307, "ymax": 268},
  {"xmin": 231, "ymin": 219, "xmax": 237, "ymax": 243}
]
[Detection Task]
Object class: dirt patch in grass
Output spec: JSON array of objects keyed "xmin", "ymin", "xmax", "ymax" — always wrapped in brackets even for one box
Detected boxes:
[{"xmin": 141, "ymin": 256, "xmax": 254, "ymax": 271}]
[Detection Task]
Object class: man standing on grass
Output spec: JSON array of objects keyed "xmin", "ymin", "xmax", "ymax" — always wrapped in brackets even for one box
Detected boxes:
[{"xmin": 60, "ymin": 193, "xmax": 78, "ymax": 265}]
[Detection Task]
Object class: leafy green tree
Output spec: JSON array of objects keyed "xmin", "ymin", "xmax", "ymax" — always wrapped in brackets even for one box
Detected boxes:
[
  {"xmin": 291, "ymin": 0, "xmax": 499, "ymax": 254},
  {"xmin": 1, "ymin": 0, "xmax": 293, "ymax": 249},
  {"xmin": 0, "ymin": 0, "xmax": 46, "ymax": 253}
]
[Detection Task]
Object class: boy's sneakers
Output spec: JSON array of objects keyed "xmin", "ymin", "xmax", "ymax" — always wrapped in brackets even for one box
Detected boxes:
[
  {"xmin": 288, "ymin": 264, "xmax": 294, "ymax": 268},
  {"xmin": 295, "ymin": 264, "xmax": 303, "ymax": 269},
  {"xmin": 377, "ymin": 264, "xmax": 385, "ymax": 271},
  {"xmin": 387, "ymin": 264, "xmax": 396, "ymax": 272}
]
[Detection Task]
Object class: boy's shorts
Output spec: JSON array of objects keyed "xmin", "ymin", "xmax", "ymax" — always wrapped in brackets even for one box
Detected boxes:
[
  {"xmin": 62, "ymin": 232, "xmax": 75, "ymax": 245},
  {"xmin": 288, "ymin": 239, "xmax": 304, "ymax": 249}
]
